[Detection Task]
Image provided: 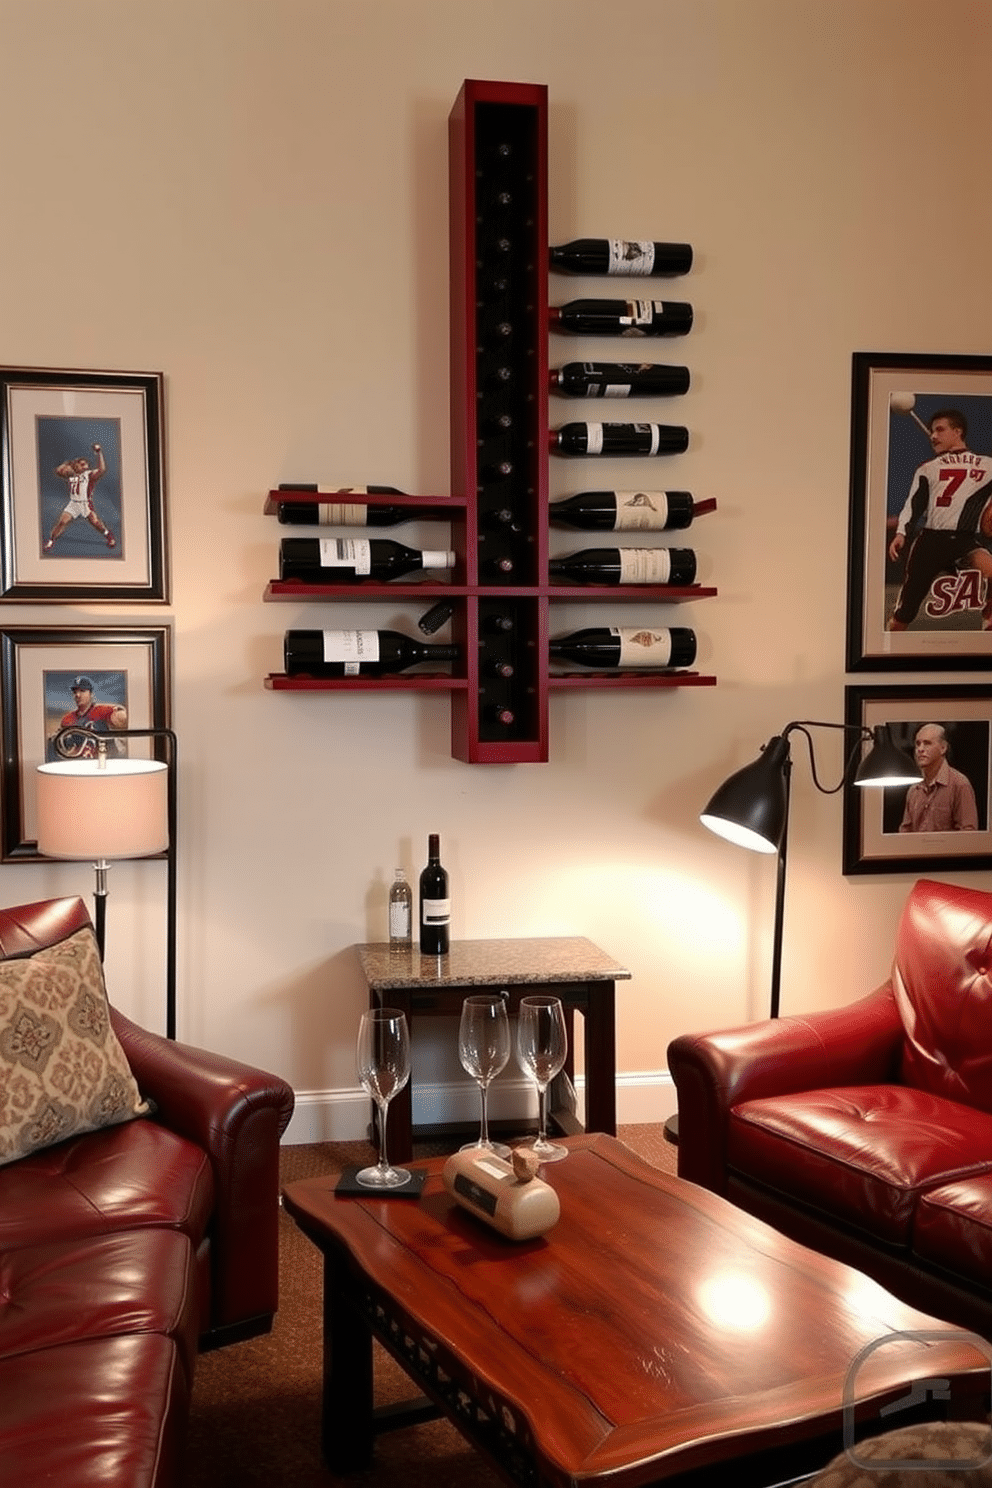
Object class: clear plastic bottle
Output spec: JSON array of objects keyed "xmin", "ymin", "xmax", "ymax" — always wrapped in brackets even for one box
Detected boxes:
[{"xmin": 388, "ymin": 869, "xmax": 413, "ymax": 948}]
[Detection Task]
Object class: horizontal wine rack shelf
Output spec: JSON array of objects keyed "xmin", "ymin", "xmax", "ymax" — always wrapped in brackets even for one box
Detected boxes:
[{"xmin": 263, "ymin": 80, "xmax": 716, "ymax": 763}]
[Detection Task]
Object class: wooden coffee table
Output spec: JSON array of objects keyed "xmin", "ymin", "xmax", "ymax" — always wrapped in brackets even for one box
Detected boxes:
[{"xmin": 282, "ymin": 1134, "xmax": 989, "ymax": 1487}]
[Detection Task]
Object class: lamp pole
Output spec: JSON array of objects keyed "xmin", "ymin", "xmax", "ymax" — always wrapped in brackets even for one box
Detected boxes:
[
  {"xmin": 50, "ymin": 725, "xmax": 178, "ymax": 1040},
  {"xmin": 769, "ymin": 753, "xmax": 791, "ymax": 1021}
]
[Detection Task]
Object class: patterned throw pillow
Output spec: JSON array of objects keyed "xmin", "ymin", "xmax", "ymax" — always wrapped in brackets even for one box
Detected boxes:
[{"xmin": 0, "ymin": 926, "xmax": 149, "ymax": 1166}]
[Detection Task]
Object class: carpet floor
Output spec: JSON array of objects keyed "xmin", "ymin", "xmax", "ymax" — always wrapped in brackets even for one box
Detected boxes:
[{"xmin": 183, "ymin": 1125, "xmax": 676, "ymax": 1486}]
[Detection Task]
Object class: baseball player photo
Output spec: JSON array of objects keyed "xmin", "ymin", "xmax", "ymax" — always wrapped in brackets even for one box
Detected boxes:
[{"xmin": 36, "ymin": 415, "xmax": 124, "ymax": 560}]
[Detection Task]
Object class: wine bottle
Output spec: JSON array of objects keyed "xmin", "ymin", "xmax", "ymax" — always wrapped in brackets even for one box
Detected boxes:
[
  {"xmin": 276, "ymin": 484, "xmax": 408, "ymax": 527},
  {"xmin": 283, "ymin": 630, "xmax": 459, "ymax": 678},
  {"xmin": 388, "ymin": 869, "xmax": 412, "ymax": 948},
  {"xmin": 550, "ymin": 423, "xmax": 689, "ymax": 457},
  {"xmin": 549, "ymin": 239, "xmax": 693, "ymax": 278},
  {"xmin": 484, "ymin": 705, "xmax": 515, "ymax": 727},
  {"xmin": 548, "ymin": 547, "xmax": 696, "ymax": 585},
  {"xmin": 549, "ymin": 490, "xmax": 695, "ymax": 532},
  {"xmin": 550, "ymin": 626, "xmax": 697, "ymax": 670},
  {"xmin": 550, "ymin": 299, "xmax": 693, "ymax": 338},
  {"xmin": 549, "ymin": 362, "xmax": 690, "ymax": 398},
  {"xmin": 419, "ymin": 834, "xmax": 450, "ymax": 956},
  {"xmin": 279, "ymin": 538, "xmax": 456, "ymax": 583}
]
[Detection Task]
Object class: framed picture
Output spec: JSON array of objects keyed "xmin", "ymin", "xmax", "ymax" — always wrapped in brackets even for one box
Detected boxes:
[
  {"xmin": 843, "ymin": 682, "xmax": 992, "ymax": 875},
  {"xmin": 0, "ymin": 366, "xmax": 169, "ymax": 602},
  {"xmin": 846, "ymin": 351, "xmax": 992, "ymax": 670},
  {"xmin": 0, "ymin": 625, "xmax": 171, "ymax": 861}
]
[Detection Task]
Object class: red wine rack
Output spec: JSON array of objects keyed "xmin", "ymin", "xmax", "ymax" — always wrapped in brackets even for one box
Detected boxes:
[{"xmin": 264, "ymin": 79, "xmax": 715, "ymax": 763}]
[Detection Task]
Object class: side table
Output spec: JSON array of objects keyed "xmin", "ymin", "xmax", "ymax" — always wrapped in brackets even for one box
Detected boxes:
[{"xmin": 354, "ymin": 936, "xmax": 630, "ymax": 1161}]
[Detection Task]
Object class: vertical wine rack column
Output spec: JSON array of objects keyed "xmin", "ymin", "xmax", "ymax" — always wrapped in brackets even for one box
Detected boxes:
[{"xmin": 449, "ymin": 80, "xmax": 550, "ymax": 764}]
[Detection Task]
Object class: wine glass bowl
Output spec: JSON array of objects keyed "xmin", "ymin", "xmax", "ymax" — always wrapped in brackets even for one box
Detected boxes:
[
  {"xmin": 458, "ymin": 993, "xmax": 511, "ymax": 1159},
  {"xmin": 516, "ymin": 994, "xmax": 568, "ymax": 1163},
  {"xmin": 356, "ymin": 1007, "xmax": 412, "ymax": 1188}
]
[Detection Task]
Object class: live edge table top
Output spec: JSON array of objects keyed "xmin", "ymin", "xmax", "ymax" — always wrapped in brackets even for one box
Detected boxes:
[
  {"xmin": 282, "ymin": 1133, "xmax": 989, "ymax": 1488},
  {"xmin": 354, "ymin": 935, "xmax": 632, "ymax": 990}
]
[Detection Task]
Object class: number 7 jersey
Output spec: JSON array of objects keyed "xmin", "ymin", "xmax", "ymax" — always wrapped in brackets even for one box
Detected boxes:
[{"xmin": 895, "ymin": 449, "xmax": 992, "ymax": 535}]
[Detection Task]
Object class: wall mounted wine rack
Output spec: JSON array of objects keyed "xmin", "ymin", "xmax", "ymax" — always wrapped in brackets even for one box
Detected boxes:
[{"xmin": 264, "ymin": 78, "xmax": 716, "ymax": 764}]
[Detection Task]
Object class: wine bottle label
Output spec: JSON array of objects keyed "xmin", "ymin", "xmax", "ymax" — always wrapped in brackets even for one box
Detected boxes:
[
  {"xmin": 313, "ymin": 485, "xmax": 375, "ymax": 495},
  {"xmin": 321, "ymin": 630, "xmax": 381, "ymax": 673},
  {"xmin": 611, "ymin": 626, "xmax": 674, "ymax": 666},
  {"xmin": 617, "ymin": 300, "xmax": 658, "ymax": 336},
  {"xmin": 317, "ymin": 538, "xmax": 372, "ymax": 574},
  {"xmin": 585, "ymin": 382, "xmax": 630, "ymax": 398},
  {"xmin": 585, "ymin": 424, "xmax": 604, "ymax": 454},
  {"xmin": 422, "ymin": 897, "xmax": 451, "ymax": 925},
  {"xmin": 616, "ymin": 549, "xmax": 673, "ymax": 583},
  {"xmin": 317, "ymin": 503, "xmax": 367, "ymax": 525},
  {"xmin": 389, "ymin": 901, "xmax": 411, "ymax": 937},
  {"xmin": 421, "ymin": 550, "xmax": 456, "ymax": 569},
  {"xmin": 613, "ymin": 491, "xmax": 671, "ymax": 530},
  {"xmin": 608, "ymin": 240, "xmax": 655, "ymax": 275}
]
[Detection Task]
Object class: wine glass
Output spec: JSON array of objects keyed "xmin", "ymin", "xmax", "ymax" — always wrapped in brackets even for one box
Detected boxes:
[
  {"xmin": 516, "ymin": 994, "xmax": 568, "ymax": 1163},
  {"xmin": 458, "ymin": 993, "xmax": 511, "ymax": 1159},
  {"xmin": 356, "ymin": 1007, "xmax": 412, "ymax": 1188}
]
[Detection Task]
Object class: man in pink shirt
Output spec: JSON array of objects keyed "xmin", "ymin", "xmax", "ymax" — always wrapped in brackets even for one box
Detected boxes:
[{"xmin": 899, "ymin": 722, "xmax": 978, "ymax": 832}]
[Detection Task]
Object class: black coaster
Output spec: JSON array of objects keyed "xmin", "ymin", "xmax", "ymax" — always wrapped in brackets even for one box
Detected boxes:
[{"xmin": 335, "ymin": 1166, "xmax": 427, "ymax": 1198}]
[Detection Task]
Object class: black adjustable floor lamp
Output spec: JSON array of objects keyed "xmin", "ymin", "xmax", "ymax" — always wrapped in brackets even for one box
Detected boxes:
[{"xmin": 663, "ymin": 721, "xmax": 920, "ymax": 1145}]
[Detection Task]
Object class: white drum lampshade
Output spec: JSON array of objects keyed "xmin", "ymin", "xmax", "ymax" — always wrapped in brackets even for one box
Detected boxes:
[{"xmin": 36, "ymin": 758, "xmax": 169, "ymax": 860}]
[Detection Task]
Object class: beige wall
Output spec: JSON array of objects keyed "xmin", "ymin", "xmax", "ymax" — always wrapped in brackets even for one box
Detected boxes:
[{"xmin": 2, "ymin": 0, "xmax": 990, "ymax": 1134}]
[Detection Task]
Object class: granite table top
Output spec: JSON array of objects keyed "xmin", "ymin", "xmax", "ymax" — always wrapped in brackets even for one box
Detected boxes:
[{"xmin": 354, "ymin": 935, "xmax": 631, "ymax": 990}]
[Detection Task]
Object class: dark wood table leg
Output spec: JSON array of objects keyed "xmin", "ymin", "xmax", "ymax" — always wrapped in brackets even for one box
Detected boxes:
[
  {"xmin": 322, "ymin": 1248, "xmax": 374, "ymax": 1471},
  {"xmin": 583, "ymin": 980, "xmax": 617, "ymax": 1136}
]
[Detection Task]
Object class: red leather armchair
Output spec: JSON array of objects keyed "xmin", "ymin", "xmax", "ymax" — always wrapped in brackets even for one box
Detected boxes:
[
  {"xmin": 0, "ymin": 896, "xmax": 295, "ymax": 1488},
  {"xmin": 668, "ymin": 878, "xmax": 992, "ymax": 1339}
]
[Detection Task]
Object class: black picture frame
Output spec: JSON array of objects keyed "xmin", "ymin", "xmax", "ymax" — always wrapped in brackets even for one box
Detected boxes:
[
  {"xmin": 0, "ymin": 624, "xmax": 172, "ymax": 861},
  {"xmin": 843, "ymin": 682, "xmax": 992, "ymax": 874},
  {"xmin": 846, "ymin": 351, "xmax": 992, "ymax": 671},
  {"xmin": 0, "ymin": 366, "xmax": 169, "ymax": 602}
]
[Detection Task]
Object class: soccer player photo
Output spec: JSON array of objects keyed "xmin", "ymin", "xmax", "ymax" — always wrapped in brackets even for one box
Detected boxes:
[{"xmin": 847, "ymin": 353, "xmax": 992, "ymax": 670}]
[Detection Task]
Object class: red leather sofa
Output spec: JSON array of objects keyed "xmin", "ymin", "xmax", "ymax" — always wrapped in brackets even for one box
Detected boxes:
[
  {"xmin": 668, "ymin": 878, "xmax": 992, "ymax": 1341},
  {"xmin": 0, "ymin": 896, "xmax": 295, "ymax": 1488}
]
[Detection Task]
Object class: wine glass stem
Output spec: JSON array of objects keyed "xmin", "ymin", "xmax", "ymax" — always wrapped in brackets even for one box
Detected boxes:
[
  {"xmin": 376, "ymin": 1097, "xmax": 391, "ymax": 1172},
  {"xmin": 478, "ymin": 1082, "xmax": 491, "ymax": 1146},
  {"xmin": 537, "ymin": 1082, "xmax": 548, "ymax": 1144}
]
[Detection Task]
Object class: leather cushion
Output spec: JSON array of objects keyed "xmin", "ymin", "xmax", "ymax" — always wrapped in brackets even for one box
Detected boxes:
[
  {"xmin": 0, "ymin": 1229, "xmax": 199, "ymax": 1380},
  {"xmin": 0, "ymin": 1333, "xmax": 188, "ymax": 1488},
  {"xmin": 914, "ymin": 1174, "xmax": 992, "ymax": 1285},
  {"xmin": 728, "ymin": 1085, "xmax": 992, "ymax": 1244},
  {"xmin": 893, "ymin": 879, "xmax": 992, "ymax": 1113},
  {"xmin": 0, "ymin": 1116, "xmax": 214, "ymax": 1252}
]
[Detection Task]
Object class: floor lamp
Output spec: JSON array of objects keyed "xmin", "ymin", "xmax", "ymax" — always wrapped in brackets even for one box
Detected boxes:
[
  {"xmin": 663, "ymin": 721, "xmax": 920, "ymax": 1145},
  {"xmin": 36, "ymin": 726, "xmax": 178, "ymax": 1040}
]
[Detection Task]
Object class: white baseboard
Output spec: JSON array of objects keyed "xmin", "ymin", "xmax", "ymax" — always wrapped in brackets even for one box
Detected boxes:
[{"xmin": 282, "ymin": 1070, "xmax": 677, "ymax": 1145}]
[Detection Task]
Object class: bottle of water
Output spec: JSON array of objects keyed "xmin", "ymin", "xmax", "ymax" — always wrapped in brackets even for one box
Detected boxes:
[{"xmin": 388, "ymin": 869, "xmax": 412, "ymax": 949}]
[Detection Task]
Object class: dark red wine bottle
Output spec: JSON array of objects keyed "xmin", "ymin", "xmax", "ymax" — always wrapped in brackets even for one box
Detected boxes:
[
  {"xmin": 276, "ymin": 484, "xmax": 408, "ymax": 526},
  {"xmin": 284, "ymin": 630, "xmax": 459, "ymax": 677},
  {"xmin": 279, "ymin": 538, "xmax": 455, "ymax": 583},
  {"xmin": 550, "ymin": 299, "xmax": 693, "ymax": 337},
  {"xmin": 548, "ymin": 547, "xmax": 696, "ymax": 585},
  {"xmin": 549, "ymin": 626, "xmax": 697, "ymax": 669},
  {"xmin": 549, "ymin": 239, "xmax": 693, "ymax": 277},
  {"xmin": 549, "ymin": 423, "xmax": 689, "ymax": 457},
  {"xmin": 549, "ymin": 490, "xmax": 695, "ymax": 532},
  {"xmin": 549, "ymin": 362, "xmax": 690, "ymax": 398},
  {"xmin": 419, "ymin": 833, "xmax": 450, "ymax": 955}
]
